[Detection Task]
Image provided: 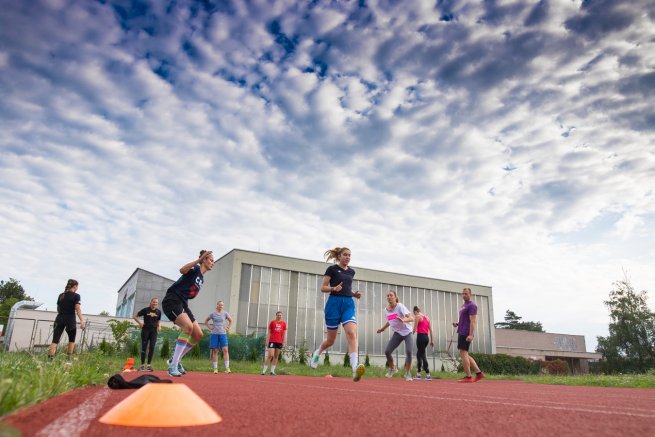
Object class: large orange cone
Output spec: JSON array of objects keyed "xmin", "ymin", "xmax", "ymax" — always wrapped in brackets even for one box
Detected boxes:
[{"xmin": 99, "ymin": 383, "xmax": 222, "ymax": 427}]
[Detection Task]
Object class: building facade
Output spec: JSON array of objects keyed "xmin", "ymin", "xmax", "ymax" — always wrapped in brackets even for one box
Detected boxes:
[
  {"xmin": 115, "ymin": 268, "xmax": 174, "ymax": 320},
  {"xmin": 189, "ymin": 249, "xmax": 496, "ymax": 363},
  {"xmin": 495, "ymin": 328, "xmax": 601, "ymax": 374}
]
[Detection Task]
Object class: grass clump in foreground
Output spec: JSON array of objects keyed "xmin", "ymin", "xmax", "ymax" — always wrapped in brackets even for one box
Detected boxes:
[
  {"xmin": 0, "ymin": 351, "xmax": 118, "ymax": 417},
  {"xmin": 2, "ymin": 351, "xmax": 655, "ymax": 418}
]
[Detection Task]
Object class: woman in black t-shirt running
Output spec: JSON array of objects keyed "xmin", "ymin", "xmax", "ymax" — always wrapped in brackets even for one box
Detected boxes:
[{"xmin": 47, "ymin": 279, "xmax": 86, "ymax": 359}]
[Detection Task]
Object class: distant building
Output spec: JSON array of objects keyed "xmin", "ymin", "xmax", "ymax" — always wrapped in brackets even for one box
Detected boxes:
[
  {"xmin": 187, "ymin": 249, "xmax": 496, "ymax": 364},
  {"xmin": 495, "ymin": 328, "xmax": 601, "ymax": 374},
  {"xmin": 115, "ymin": 268, "xmax": 174, "ymax": 320}
]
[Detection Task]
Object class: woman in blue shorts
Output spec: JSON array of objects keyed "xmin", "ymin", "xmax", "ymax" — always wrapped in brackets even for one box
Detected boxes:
[{"xmin": 309, "ymin": 246, "xmax": 366, "ymax": 382}]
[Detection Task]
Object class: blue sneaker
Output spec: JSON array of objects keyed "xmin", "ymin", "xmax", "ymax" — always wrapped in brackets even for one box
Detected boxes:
[
  {"xmin": 310, "ymin": 353, "xmax": 320, "ymax": 369},
  {"xmin": 167, "ymin": 359, "xmax": 187, "ymax": 375},
  {"xmin": 168, "ymin": 363, "xmax": 182, "ymax": 377}
]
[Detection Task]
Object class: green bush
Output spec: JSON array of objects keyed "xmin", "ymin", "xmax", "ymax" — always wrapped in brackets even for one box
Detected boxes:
[
  {"xmin": 324, "ymin": 350, "xmax": 331, "ymax": 366},
  {"xmin": 298, "ymin": 338, "xmax": 309, "ymax": 365},
  {"xmin": 99, "ymin": 338, "xmax": 113, "ymax": 355},
  {"xmin": 343, "ymin": 352, "xmax": 351, "ymax": 368},
  {"xmin": 468, "ymin": 353, "xmax": 541, "ymax": 375},
  {"xmin": 128, "ymin": 339, "xmax": 139, "ymax": 357},
  {"xmin": 364, "ymin": 354, "xmax": 370, "ymax": 367},
  {"xmin": 160, "ymin": 336, "xmax": 170, "ymax": 359}
]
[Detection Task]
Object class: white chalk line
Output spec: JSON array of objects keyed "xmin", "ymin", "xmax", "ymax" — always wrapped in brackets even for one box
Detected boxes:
[
  {"xmin": 251, "ymin": 378, "xmax": 655, "ymax": 419},
  {"xmin": 36, "ymin": 387, "xmax": 111, "ymax": 437}
]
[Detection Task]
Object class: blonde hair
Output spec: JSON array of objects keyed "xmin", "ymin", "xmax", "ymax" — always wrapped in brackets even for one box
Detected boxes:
[
  {"xmin": 388, "ymin": 290, "xmax": 399, "ymax": 303},
  {"xmin": 324, "ymin": 247, "xmax": 350, "ymax": 263}
]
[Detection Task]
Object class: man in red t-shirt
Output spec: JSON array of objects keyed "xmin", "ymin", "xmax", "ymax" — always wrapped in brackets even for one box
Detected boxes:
[{"xmin": 262, "ymin": 311, "xmax": 287, "ymax": 375}]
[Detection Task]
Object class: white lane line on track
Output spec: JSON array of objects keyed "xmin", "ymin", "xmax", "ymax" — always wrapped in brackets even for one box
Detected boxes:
[
  {"xmin": 35, "ymin": 387, "xmax": 111, "ymax": 437},
  {"xmin": 252, "ymin": 379, "xmax": 655, "ymax": 419}
]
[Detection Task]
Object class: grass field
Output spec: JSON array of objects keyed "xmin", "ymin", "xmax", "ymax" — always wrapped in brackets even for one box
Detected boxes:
[{"xmin": 1, "ymin": 351, "xmax": 654, "ymax": 418}]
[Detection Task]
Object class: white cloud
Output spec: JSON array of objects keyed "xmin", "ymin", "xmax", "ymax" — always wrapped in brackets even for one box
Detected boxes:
[{"xmin": 1, "ymin": 0, "xmax": 654, "ymax": 351}]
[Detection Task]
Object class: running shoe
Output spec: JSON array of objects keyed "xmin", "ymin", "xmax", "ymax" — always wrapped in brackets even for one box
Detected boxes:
[
  {"xmin": 353, "ymin": 364, "xmax": 366, "ymax": 382},
  {"xmin": 270, "ymin": 371, "xmax": 276, "ymax": 376},
  {"xmin": 146, "ymin": 364, "xmax": 153, "ymax": 371},
  {"xmin": 138, "ymin": 365, "xmax": 146, "ymax": 371},
  {"xmin": 458, "ymin": 376, "xmax": 475, "ymax": 383},
  {"xmin": 214, "ymin": 368, "xmax": 219, "ymax": 374},
  {"xmin": 167, "ymin": 359, "xmax": 187, "ymax": 375},
  {"xmin": 310, "ymin": 352, "xmax": 320, "ymax": 369},
  {"xmin": 474, "ymin": 372, "xmax": 486, "ymax": 382},
  {"xmin": 225, "ymin": 368, "xmax": 232, "ymax": 374},
  {"xmin": 425, "ymin": 374, "xmax": 432, "ymax": 381},
  {"xmin": 405, "ymin": 372, "xmax": 413, "ymax": 382},
  {"xmin": 168, "ymin": 364, "xmax": 182, "ymax": 377},
  {"xmin": 385, "ymin": 367, "xmax": 399, "ymax": 378},
  {"xmin": 261, "ymin": 370, "xmax": 266, "ymax": 375},
  {"xmin": 413, "ymin": 374, "xmax": 422, "ymax": 381}
]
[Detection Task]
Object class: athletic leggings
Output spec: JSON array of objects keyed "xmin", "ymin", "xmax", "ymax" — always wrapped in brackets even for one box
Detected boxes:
[
  {"xmin": 385, "ymin": 332, "xmax": 413, "ymax": 366},
  {"xmin": 416, "ymin": 333, "xmax": 430, "ymax": 373},
  {"xmin": 141, "ymin": 328, "xmax": 157, "ymax": 364}
]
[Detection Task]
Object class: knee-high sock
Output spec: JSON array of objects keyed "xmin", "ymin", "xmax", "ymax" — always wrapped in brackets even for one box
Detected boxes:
[
  {"xmin": 349, "ymin": 352, "xmax": 359, "ymax": 372},
  {"xmin": 172, "ymin": 333, "xmax": 193, "ymax": 367}
]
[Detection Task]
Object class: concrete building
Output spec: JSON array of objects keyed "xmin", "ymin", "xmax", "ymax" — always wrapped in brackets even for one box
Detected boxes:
[
  {"xmin": 495, "ymin": 328, "xmax": 601, "ymax": 374},
  {"xmin": 115, "ymin": 268, "xmax": 174, "ymax": 320},
  {"xmin": 188, "ymin": 249, "xmax": 495, "ymax": 364}
]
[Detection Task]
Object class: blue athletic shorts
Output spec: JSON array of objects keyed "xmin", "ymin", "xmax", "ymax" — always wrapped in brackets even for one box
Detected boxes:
[
  {"xmin": 324, "ymin": 295, "xmax": 357, "ymax": 330},
  {"xmin": 209, "ymin": 333, "xmax": 228, "ymax": 349}
]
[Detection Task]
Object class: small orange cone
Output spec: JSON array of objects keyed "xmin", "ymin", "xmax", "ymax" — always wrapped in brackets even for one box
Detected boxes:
[
  {"xmin": 122, "ymin": 357, "xmax": 135, "ymax": 372},
  {"xmin": 99, "ymin": 383, "xmax": 222, "ymax": 427}
]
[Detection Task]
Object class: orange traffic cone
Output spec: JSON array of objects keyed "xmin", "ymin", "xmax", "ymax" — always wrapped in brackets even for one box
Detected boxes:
[
  {"xmin": 122, "ymin": 357, "xmax": 135, "ymax": 372},
  {"xmin": 99, "ymin": 383, "xmax": 222, "ymax": 427}
]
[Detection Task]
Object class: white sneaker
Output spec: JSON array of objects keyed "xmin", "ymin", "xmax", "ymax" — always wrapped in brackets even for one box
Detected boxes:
[
  {"xmin": 310, "ymin": 353, "xmax": 320, "ymax": 369},
  {"xmin": 385, "ymin": 367, "xmax": 399, "ymax": 378},
  {"xmin": 405, "ymin": 372, "xmax": 413, "ymax": 382}
]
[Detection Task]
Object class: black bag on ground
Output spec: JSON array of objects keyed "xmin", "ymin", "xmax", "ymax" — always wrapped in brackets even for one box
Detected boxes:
[{"xmin": 107, "ymin": 373, "xmax": 173, "ymax": 389}]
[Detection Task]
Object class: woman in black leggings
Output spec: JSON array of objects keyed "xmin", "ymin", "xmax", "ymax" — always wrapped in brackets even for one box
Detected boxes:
[{"xmin": 412, "ymin": 306, "xmax": 434, "ymax": 380}]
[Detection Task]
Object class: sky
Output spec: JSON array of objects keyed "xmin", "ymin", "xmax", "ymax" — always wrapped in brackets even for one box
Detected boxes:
[{"xmin": 1, "ymin": 0, "xmax": 654, "ymax": 351}]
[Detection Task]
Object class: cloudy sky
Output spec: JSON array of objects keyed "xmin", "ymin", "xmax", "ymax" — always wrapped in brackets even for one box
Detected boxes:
[{"xmin": 1, "ymin": 0, "xmax": 654, "ymax": 351}]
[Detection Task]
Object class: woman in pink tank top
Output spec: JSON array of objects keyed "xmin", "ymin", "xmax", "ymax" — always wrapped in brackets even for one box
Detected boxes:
[{"xmin": 412, "ymin": 306, "xmax": 434, "ymax": 380}]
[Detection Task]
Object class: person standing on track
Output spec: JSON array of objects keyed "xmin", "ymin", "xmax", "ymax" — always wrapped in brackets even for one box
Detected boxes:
[
  {"xmin": 452, "ymin": 287, "xmax": 485, "ymax": 383},
  {"xmin": 162, "ymin": 250, "xmax": 214, "ymax": 377},
  {"xmin": 262, "ymin": 310, "xmax": 287, "ymax": 375},
  {"xmin": 204, "ymin": 300, "xmax": 233, "ymax": 374},
  {"xmin": 412, "ymin": 305, "xmax": 434, "ymax": 380},
  {"xmin": 133, "ymin": 297, "xmax": 161, "ymax": 371},
  {"xmin": 377, "ymin": 290, "xmax": 414, "ymax": 382},
  {"xmin": 47, "ymin": 279, "xmax": 85, "ymax": 360},
  {"xmin": 309, "ymin": 246, "xmax": 366, "ymax": 382}
]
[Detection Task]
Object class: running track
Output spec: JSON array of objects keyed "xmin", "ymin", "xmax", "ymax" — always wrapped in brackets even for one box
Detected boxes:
[{"xmin": 2, "ymin": 371, "xmax": 655, "ymax": 436}]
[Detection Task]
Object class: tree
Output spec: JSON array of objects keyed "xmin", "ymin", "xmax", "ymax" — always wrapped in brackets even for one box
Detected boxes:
[
  {"xmin": 98, "ymin": 310, "xmax": 111, "ymax": 316},
  {"xmin": 596, "ymin": 278, "xmax": 655, "ymax": 373},
  {"xmin": 0, "ymin": 278, "xmax": 33, "ymax": 324},
  {"xmin": 494, "ymin": 310, "xmax": 545, "ymax": 332}
]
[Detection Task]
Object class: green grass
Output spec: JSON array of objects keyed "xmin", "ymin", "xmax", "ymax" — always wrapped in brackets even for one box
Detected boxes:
[
  {"xmin": 2, "ymin": 351, "xmax": 654, "ymax": 419},
  {"xmin": 496, "ymin": 373, "xmax": 655, "ymax": 388}
]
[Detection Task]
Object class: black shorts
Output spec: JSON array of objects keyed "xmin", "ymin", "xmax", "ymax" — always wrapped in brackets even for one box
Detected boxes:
[
  {"xmin": 457, "ymin": 334, "xmax": 471, "ymax": 351},
  {"xmin": 268, "ymin": 342, "xmax": 283, "ymax": 349},
  {"xmin": 52, "ymin": 315, "xmax": 77, "ymax": 344},
  {"xmin": 162, "ymin": 293, "xmax": 195, "ymax": 323}
]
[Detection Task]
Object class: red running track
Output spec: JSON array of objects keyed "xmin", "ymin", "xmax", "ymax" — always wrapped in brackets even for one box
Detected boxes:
[{"xmin": 2, "ymin": 371, "xmax": 655, "ymax": 436}]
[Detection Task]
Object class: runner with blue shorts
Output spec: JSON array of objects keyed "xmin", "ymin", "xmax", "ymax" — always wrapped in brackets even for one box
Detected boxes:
[{"xmin": 309, "ymin": 247, "xmax": 366, "ymax": 382}]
